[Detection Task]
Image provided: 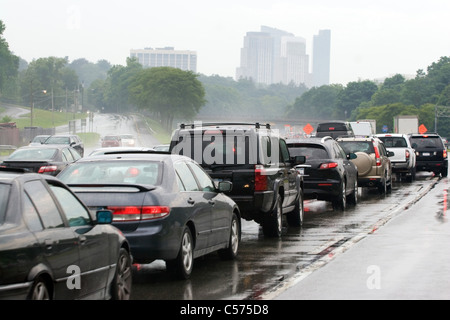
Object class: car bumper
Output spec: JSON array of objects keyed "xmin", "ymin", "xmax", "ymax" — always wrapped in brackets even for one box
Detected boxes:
[
  {"xmin": 391, "ymin": 161, "xmax": 412, "ymax": 172},
  {"xmin": 303, "ymin": 180, "xmax": 341, "ymax": 201},
  {"xmin": 416, "ymin": 160, "xmax": 448, "ymax": 172},
  {"xmin": 115, "ymin": 221, "xmax": 181, "ymax": 264},
  {"xmin": 231, "ymin": 191, "xmax": 274, "ymax": 221}
]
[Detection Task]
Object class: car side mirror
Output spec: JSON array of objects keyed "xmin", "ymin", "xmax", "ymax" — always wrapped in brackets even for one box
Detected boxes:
[
  {"xmin": 96, "ymin": 210, "xmax": 113, "ymax": 224},
  {"xmin": 412, "ymin": 143, "xmax": 417, "ymax": 149},
  {"xmin": 347, "ymin": 153, "xmax": 357, "ymax": 160},
  {"xmin": 218, "ymin": 181, "xmax": 233, "ymax": 192}
]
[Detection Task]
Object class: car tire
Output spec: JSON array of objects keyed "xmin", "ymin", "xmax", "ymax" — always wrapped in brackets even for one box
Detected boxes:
[
  {"xmin": 28, "ymin": 276, "xmax": 51, "ymax": 300},
  {"xmin": 167, "ymin": 227, "xmax": 194, "ymax": 280},
  {"xmin": 287, "ymin": 190, "xmax": 304, "ymax": 227},
  {"xmin": 111, "ymin": 248, "xmax": 132, "ymax": 300},
  {"xmin": 218, "ymin": 212, "xmax": 240, "ymax": 260},
  {"xmin": 263, "ymin": 194, "xmax": 283, "ymax": 237},
  {"xmin": 347, "ymin": 178, "xmax": 358, "ymax": 205},
  {"xmin": 332, "ymin": 181, "xmax": 346, "ymax": 211},
  {"xmin": 442, "ymin": 168, "xmax": 448, "ymax": 177},
  {"xmin": 378, "ymin": 173, "xmax": 388, "ymax": 194}
]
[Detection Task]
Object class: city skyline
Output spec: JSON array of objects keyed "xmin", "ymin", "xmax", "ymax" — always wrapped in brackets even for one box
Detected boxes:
[{"xmin": 1, "ymin": 0, "xmax": 449, "ymax": 85}]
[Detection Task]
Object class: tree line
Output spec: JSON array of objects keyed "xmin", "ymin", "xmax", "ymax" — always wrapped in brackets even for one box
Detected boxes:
[{"xmin": 1, "ymin": 19, "xmax": 450, "ymax": 135}]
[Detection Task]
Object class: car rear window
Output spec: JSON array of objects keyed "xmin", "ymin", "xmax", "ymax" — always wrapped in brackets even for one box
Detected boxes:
[
  {"xmin": 378, "ymin": 137, "xmax": 407, "ymax": 148},
  {"xmin": 0, "ymin": 184, "xmax": 10, "ymax": 224},
  {"xmin": 44, "ymin": 136, "xmax": 70, "ymax": 144},
  {"xmin": 317, "ymin": 123, "xmax": 349, "ymax": 132},
  {"xmin": 7, "ymin": 148, "xmax": 57, "ymax": 161},
  {"xmin": 410, "ymin": 136, "xmax": 444, "ymax": 149},
  {"xmin": 288, "ymin": 144, "xmax": 329, "ymax": 160},
  {"xmin": 338, "ymin": 141, "xmax": 375, "ymax": 154},
  {"xmin": 58, "ymin": 161, "xmax": 162, "ymax": 185}
]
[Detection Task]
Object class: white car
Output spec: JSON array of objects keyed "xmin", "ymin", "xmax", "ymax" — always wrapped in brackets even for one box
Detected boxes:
[
  {"xmin": 120, "ymin": 134, "xmax": 135, "ymax": 147},
  {"xmin": 375, "ymin": 133, "xmax": 416, "ymax": 181}
]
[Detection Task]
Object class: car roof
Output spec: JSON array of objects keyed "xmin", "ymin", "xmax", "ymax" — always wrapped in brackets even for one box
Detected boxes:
[
  {"xmin": 0, "ymin": 169, "xmax": 59, "ymax": 183},
  {"xmin": 75, "ymin": 151, "xmax": 188, "ymax": 163},
  {"xmin": 286, "ymin": 137, "xmax": 334, "ymax": 144},
  {"xmin": 13, "ymin": 144, "xmax": 70, "ymax": 151}
]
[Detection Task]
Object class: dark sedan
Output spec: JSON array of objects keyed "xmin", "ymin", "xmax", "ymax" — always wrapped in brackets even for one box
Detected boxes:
[
  {"xmin": 287, "ymin": 137, "xmax": 359, "ymax": 210},
  {"xmin": 0, "ymin": 169, "xmax": 132, "ymax": 300},
  {"xmin": 57, "ymin": 152, "xmax": 241, "ymax": 280},
  {"xmin": 43, "ymin": 134, "xmax": 84, "ymax": 157},
  {"xmin": 0, "ymin": 145, "xmax": 81, "ymax": 176}
]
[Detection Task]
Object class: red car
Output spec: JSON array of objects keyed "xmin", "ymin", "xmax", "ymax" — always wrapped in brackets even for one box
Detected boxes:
[{"xmin": 101, "ymin": 135, "xmax": 122, "ymax": 148}]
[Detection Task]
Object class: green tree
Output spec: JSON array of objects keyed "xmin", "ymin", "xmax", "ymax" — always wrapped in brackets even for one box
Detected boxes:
[
  {"xmin": 337, "ymin": 80, "xmax": 378, "ymax": 119},
  {"xmin": 0, "ymin": 20, "xmax": 19, "ymax": 99},
  {"xmin": 129, "ymin": 67, "xmax": 205, "ymax": 130}
]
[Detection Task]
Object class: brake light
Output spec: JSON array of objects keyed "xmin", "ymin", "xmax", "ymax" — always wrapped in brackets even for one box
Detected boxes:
[
  {"xmin": 444, "ymin": 149, "xmax": 448, "ymax": 159},
  {"xmin": 108, "ymin": 206, "xmax": 170, "ymax": 222},
  {"xmin": 38, "ymin": 165, "xmax": 58, "ymax": 173},
  {"xmin": 319, "ymin": 162, "xmax": 338, "ymax": 169},
  {"xmin": 374, "ymin": 144, "xmax": 381, "ymax": 166},
  {"xmin": 405, "ymin": 150, "xmax": 410, "ymax": 159},
  {"xmin": 255, "ymin": 165, "xmax": 268, "ymax": 191}
]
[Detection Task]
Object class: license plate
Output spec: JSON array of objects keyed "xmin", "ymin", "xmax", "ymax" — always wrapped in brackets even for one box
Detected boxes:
[{"xmin": 423, "ymin": 152, "xmax": 431, "ymax": 156}]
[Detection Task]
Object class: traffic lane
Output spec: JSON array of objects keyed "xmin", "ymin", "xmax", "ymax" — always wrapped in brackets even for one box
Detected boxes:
[
  {"xmin": 130, "ymin": 173, "xmax": 438, "ymax": 300},
  {"xmin": 275, "ymin": 173, "xmax": 447, "ymax": 300}
]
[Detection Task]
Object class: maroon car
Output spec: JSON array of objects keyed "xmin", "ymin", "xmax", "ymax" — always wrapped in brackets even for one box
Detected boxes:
[{"xmin": 101, "ymin": 135, "xmax": 122, "ymax": 148}]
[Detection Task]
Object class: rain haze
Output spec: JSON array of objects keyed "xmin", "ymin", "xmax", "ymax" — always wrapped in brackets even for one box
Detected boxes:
[{"xmin": 1, "ymin": 0, "xmax": 449, "ymax": 85}]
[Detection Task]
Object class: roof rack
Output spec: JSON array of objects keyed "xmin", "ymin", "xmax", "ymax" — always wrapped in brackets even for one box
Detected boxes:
[{"xmin": 178, "ymin": 122, "xmax": 271, "ymax": 129}]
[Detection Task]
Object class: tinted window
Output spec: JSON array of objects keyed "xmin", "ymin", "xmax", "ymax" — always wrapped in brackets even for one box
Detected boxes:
[
  {"xmin": 317, "ymin": 123, "xmax": 350, "ymax": 132},
  {"xmin": 58, "ymin": 161, "xmax": 162, "ymax": 185},
  {"xmin": 174, "ymin": 161, "xmax": 199, "ymax": 191},
  {"xmin": 23, "ymin": 193, "xmax": 43, "ymax": 232},
  {"xmin": 0, "ymin": 184, "xmax": 10, "ymax": 224},
  {"xmin": 410, "ymin": 136, "xmax": 443, "ymax": 149},
  {"xmin": 45, "ymin": 136, "xmax": 70, "ymax": 144},
  {"xmin": 24, "ymin": 180, "xmax": 64, "ymax": 228},
  {"xmin": 378, "ymin": 137, "xmax": 407, "ymax": 148},
  {"xmin": 188, "ymin": 162, "xmax": 215, "ymax": 192},
  {"xmin": 288, "ymin": 144, "xmax": 329, "ymax": 160},
  {"xmin": 338, "ymin": 141, "xmax": 375, "ymax": 154},
  {"xmin": 8, "ymin": 148, "xmax": 57, "ymax": 160},
  {"xmin": 50, "ymin": 184, "xmax": 91, "ymax": 226}
]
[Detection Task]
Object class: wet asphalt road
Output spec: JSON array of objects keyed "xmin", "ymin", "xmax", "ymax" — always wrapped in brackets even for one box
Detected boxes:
[{"xmin": 130, "ymin": 172, "xmax": 440, "ymax": 300}]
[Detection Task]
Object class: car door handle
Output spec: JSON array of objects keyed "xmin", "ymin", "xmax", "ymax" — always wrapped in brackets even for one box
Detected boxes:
[
  {"xmin": 44, "ymin": 239, "xmax": 53, "ymax": 250},
  {"xmin": 79, "ymin": 235, "xmax": 87, "ymax": 245},
  {"xmin": 208, "ymin": 200, "xmax": 215, "ymax": 206},
  {"xmin": 187, "ymin": 198, "xmax": 195, "ymax": 204}
]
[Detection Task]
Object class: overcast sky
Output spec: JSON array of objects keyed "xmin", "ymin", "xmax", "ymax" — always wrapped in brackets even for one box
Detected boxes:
[{"xmin": 1, "ymin": 0, "xmax": 449, "ymax": 85}]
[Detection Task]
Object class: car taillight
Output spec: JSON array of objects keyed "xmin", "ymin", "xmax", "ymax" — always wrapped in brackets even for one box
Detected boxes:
[
  {"xmin": 319, "ymin": 162, "xmax": 338, "ymax": 170},
  {"xmin": 108, "ymin": 206, "xmax": 170, "ymax": 222},
  {"xmin": 38, "ymin": 165, "xmax": 58, "ymax": 173},
  {"xmin": 374, "ymin": 144, "xmax": 381, "ymax": 166},
  {"xmin": 405, "ymin": 150, "xmax": 410, "ymax": 159},
  {"xmin": 255, "ymin": 165, "xmax": 268, "ymax": 191},
  {"xmin": 444, "ymin": 149, "xmax": 448, "ymax": 159}
]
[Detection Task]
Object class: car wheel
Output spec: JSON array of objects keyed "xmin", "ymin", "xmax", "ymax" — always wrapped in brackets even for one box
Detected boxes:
[
  {"xmin": 442, "ymin": 168, "xmax": 448, "ymax": 177},
  {"xmin": 167, "ymin": 227, "xmax": 194, "ymax": 279},
  {"xmin": 111, "ymin": 248, "xmax": 132, "ymax": 300},
  {"xmin": 287, "ymin": 190, "xmax": 304, "ymax": 227},
  {"xmin": 218, "ymin": 212, "xmax": 240, "ymax": 260},
  {"xmin": 378, "ymin": 173, "xmax": 387, "ymax": 194},
  {"xmin": 263, "ymin": 194, "xmax": 283, "ymax": 237},
  {"xmin": 347, "ymin": 178, "xmax": 358, "ymax": 205},
  {"xmin": 28, "ymin": 276, "xmax": 51, "ymax": 300},
  {"xmin": 332, "ymin": 181, "xmax": 346, "ymax": 210}
]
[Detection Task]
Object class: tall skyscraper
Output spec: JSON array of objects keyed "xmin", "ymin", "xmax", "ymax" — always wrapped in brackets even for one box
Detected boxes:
[
  {"xmin": 130, "ymin": 47, "xmax": 197, "ymax": 72},
  {"xmin": 236, "ymin": 26, "xmax": 311, "ymax": 86},
  {"xmin": 312, "ymin": 30, "xmax": 331, "ymax": 87}
]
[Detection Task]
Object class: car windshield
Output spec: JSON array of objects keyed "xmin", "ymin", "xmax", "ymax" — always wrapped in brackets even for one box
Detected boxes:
[
  {"xmin": 0, "ymin": 184, "xmax": 10, "ymax": 224},
  {"xmin": 44, "ymin": 136, "xmax": 70, "ymax": 144},
  {"xmin": 288, "ymin": 144, "xmax": 329, "ymax": 160},
  {"xmin": 410, "ymin": 136, "xmax": 443, "ymax": 148},
  {"xmin": 104, "ymin": 136, "xmax": 120, "ymax": 141},
  {"xmin": 7, "ymin": 148, "xmax": 57, "ymax": 160},
  {"xmin": 58, "ymin": 161, "xmax": 162, "ymax": 185},
  {"xmin": 31, "ymin": 136, "xmax": 49, "ymax": 143},
  {"xmin": 338, "ymin": 141, "xmax": 375, "ymax": 154},
  {"xmin": 378, "ymin": 137, "xmax": 407, "ymax": 148}
]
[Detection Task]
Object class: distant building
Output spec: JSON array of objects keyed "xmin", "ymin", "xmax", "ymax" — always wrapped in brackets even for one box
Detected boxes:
[
  {"xmin": 236, "ymin": 26, "xmax": 312, "ymax": 87},
  {"xmin": 130, "ymin": 47, "xmax": 197, "ymax": 72},
  {"xmin": 312, "ymin": 30, "xmax": 331, "ymax": 87}
]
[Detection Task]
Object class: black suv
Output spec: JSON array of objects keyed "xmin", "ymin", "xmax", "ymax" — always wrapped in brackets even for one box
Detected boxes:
[
  {"xmin": 409, "ymin": 133, "xmax": 448, "ymax": 177},
  {"xmin": 286, "ymin": 137, "xmax": 359, "ymax": 210},
  {"xmin": 169, "ymin": 122, "xmax": 305, "ymax": 237}
]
